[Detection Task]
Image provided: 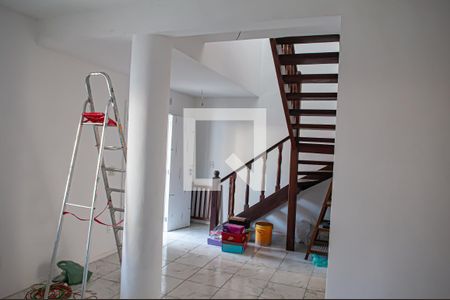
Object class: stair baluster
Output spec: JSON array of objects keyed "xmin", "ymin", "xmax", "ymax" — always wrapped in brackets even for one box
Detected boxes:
[{"xmin": 244, "ymin": 163, "xmax": 251, "ymax": 211}]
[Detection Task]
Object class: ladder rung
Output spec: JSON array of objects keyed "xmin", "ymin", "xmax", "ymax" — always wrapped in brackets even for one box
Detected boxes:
[
  {"xmin": 66, "ymin": 203, "xmax": 91, "ymax": 209},
  {"xmin": 104, "ymin": 146, "xmax": 123, "ymax": 151},
  {"xmin": 112, "ymin": 207, "xmax": 125, "ymax": 213},
  {"xmin": 105, "ymin": 167, "xmax": 126, "ymax": 173},
  {"xmin": 115, "ymin": 226, "xmax": 124, "ymax": 231},
  {"xmin": 82, "ymin": 123, "xmax": 108, "ymax": 127},
  {"xmin": 109, "ymin": 187, "xmax": 125, "ymax": 193}
]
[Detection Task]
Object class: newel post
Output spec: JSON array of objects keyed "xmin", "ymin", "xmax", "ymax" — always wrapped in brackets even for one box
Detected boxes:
[{"xmin": 209, "ymin": 170, "xmax": 221, "ymax": 231}]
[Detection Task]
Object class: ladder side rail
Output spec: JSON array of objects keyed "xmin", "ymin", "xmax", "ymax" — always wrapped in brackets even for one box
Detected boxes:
[
  {"xmin": 85, "ymin": 72, "xmax": 127, "ymax": 160},
  {"xmin": 80, "ymin": 101, "xmax": 112, "ymax": 299},
  {"xmin": 44, "ymin": 100, "xmax": 90, "ymax": 299},
  {"xmin": 85, "ymin": 75, "xmax": 124, "ymax": 263},
  {"xmin": 305, "ymin": 180, "xmax": 333, "ymax": 260}
]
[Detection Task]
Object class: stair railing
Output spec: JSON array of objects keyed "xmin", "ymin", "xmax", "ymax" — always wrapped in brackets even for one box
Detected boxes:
[{"xmin": 205, "ymin": 136, "xmax": 290, "ymax": 230}]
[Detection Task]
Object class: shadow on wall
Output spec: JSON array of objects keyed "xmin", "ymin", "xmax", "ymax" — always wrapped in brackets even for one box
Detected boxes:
[{"xmin": 263, "ymin": 179, "xmax": 331, "ymax": 243}]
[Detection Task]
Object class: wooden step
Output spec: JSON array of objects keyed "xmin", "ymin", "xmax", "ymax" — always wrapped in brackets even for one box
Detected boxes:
[
  {"xmin": 279, "ymin": 53, "xmax": 339, "ymax": 65},
  {"xmin": 310, "ymin": 244, "xmax": 329, "ymax": 256},
  {"xmin": 289, "ymin": 109, "xmax": 336, "ymax": 116},
  {"xmin": 297, "ymin": 180, "xmax": 321, "ymax": 190},
  {"xmin": 298, "ymin": 171, "xmax": 333, "ymax": 176},
  {"xmin": 286, "ymin": 92, "xmax": 337, "ymax": 101},
  {"xmin": 298, "ymin": 160, "xmax": 334, "ymax": 166},
  {"xmin": 276, "ymin": 34, "xmax": 340, "ymax": 45},
  {"xmin": 282, "ymin": 73, "xmax": 338, "ymax": 84},
  {"xmin": 318, "ymin": 227, "xmax": 330, "ymax": 233},
  {"xmin": 297, "ymin": 137, "xmax": 335, "ymax": 143},
  {"xmin": 297, "ymin": 143, "xmax": 335, "ymax": 154},
  {"xmin": 292, "ymin": 124, "xmax": 336, "ymax": 130},
  {"xmin": 298, "ymin": 173, "xmax": 332, "ymax": 181}
]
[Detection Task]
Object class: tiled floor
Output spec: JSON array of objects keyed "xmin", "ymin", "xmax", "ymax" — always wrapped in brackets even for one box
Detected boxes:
[{"xmin": 6, "ymin": 224, "xmax": 326, "ymax": 299}]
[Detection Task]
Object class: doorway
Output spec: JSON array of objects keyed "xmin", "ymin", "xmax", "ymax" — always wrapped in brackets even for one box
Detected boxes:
[{"xmin": 164, "ymin": 114, "xmax": 192, "ymax": 232}]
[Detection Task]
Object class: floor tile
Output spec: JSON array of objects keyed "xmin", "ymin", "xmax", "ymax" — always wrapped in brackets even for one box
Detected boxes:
[
  {"xmin": 161, "ymin": 275, "xmax": 184, "ymax": 295},
  {"xmin": 260, "ymin": 282, "xmax": 306, "ymax": 299},
  {"xmin": 204, "ymin": 256, "xmax": 244, "ymax": 274},
  {"xmin": 307, "ymin": 276, "xmax": 326, "ymax": 292},
  {"xmin": 4, "ymin": 289, "xmax": 27, "ymax": 299},
  {"xmin": 168, "ymin": 281, "xmax": 218, "ymax": 299},
  {"xmin": 304, "ymin": 289, "xmax": 325, "ymax": 299},
  {"xmin": 162, "ymin": 262, "xmax": 200, "ymax": 280},
  {"xmin": 222, "ymin": 275, "xmax": 268, "ymax": 297},
  {"xmin": 174, "ymin": 252, "xmax": 214, "ymax": 268},
  {"xmin": 162, "ymin": 246, "xmax": 189, "ymax": 262},
  {"xmin": 270, "ymin": 270, "xmax": 310, "ymax": 289},
  {"xmin": 101, "ymin": 253, "xmax": 121, "ymax": 265},
  {"xmin": 284, "ymin": 251, "xmax": 310, "ymax": 263},
  {"xmin": 82, "ymin": 278, "xmax": 120, "ymax": 299},
  {"xmin": 312, "ymin": 267, "xmax": 327, "ymax": 278},
  {"xmin": 188, "ymin": 269, "xmax": 233, "ymax": 288},
  {"xmin": 247, "ymin": 254, "xmax": 284, "ymax": 269},
  {"xmin": 89, "ymin": 259, "xmax": 121, "ymax": 280},
  {"xmin": 189, "ymin": 244, "xmax": 222, "ymax": 257},
  {"xmin": 219, "ymin": 251, "xmax": 253, "ymax": 264},
  {"xmin": 237, "ymin": 264, "xmax": 276, "ymax": 281},
  {"xmin": 212, "ymin": 288, "xmax": 259, "ymax": 299},
  {"xmin": 6, "ymin": 224, "xmax": 327, "ymax": 299},
  {"xmin": 279, "ymin": 258, "xmax": 314, "ymax": 275},
  {"xmin": 168, "ymin": 240, "xmax": 201, "ymax": 252},
  {"xmin": 102, "ymin": 269, "xmax": 121, "ymax": 283},
  {"xmin": 256, "ymin": 247, "xmax": 288, "ymax": 260}
]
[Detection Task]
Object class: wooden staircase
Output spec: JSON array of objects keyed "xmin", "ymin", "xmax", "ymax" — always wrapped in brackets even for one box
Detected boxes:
[
  {"xmin": 270, "ymin": 34, "xmax": 339, "ymax": 251},
  {"xmin": 198, "ymin": 34, "xmax": 339, "ymax": 253}
]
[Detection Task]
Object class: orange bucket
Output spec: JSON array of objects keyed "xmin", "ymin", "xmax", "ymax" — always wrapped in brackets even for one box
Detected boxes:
[{"xmin": 255, "ymin": 222, "xmax": 273, "ymax": 246}]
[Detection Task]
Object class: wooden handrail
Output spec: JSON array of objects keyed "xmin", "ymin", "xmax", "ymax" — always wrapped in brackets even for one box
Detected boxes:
[{"xmin": 220, "ymin": 136, "xmax": 290, "ymax": 182}]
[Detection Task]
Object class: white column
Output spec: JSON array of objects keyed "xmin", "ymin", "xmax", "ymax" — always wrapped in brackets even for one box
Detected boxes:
[{"xmin": 121, "ymin": 34, "xmax": 172, "ymax": 299}]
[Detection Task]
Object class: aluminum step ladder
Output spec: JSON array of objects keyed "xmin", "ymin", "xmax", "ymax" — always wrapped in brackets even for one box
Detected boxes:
[{"xmin": 44, "ymin": 72, "xmax": 127, "ymax": 299}]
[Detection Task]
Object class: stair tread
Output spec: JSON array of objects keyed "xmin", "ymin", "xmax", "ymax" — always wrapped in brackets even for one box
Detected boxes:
[
  {"xmin": 282, "ymin": 73, "xmax": 338, "ymax": 84},
  {"xmin": 297, "ymin": 143, "xmax": 335, "ymax": 154},
  {"xmin": 276, "ymin": 34, "xmax": 340, "ymax": 44},
  {"xmin": 298, "ymin": 160, "xmax": 334, "ymax": 166},
  {"xmin": 279, "ymin": 52, "xmax": 339, "ymax": 65},
  {"xmin": 289, "ymin": 109, "xmax": 336, "ymax": 116},
  {"xmin": 286, "ymin": 92, "xmax": 338, "ymax": 101},
  {"xmin": 298, "ymin": 171, "xmax": 333, "ymax": 175},
  {"xmin": 292, "ymin": 124, "xmax": 336, "ymax": 130},
  {"xmin": 310, "ymin": 244, "xmax": 329, "ymax": 255},
  {"xmin": 296, "ymin": 137, "xmax": 335, "ymax": 143}
]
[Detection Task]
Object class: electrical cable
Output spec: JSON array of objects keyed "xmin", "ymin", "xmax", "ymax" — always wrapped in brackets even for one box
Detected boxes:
[{"xmin": 63, "ymin": 200, "xmax": 123, "ymax": 228}]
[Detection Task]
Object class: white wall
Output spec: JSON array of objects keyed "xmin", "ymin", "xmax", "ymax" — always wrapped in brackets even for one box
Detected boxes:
[
  {"xmin": 169, "ymin": 90, "xmax": 197, "ymax": 116},
  {"xmin": 0, "ymin": 7, "xmax": 129, "ymax": 298},
  {"xmin": 327, "ymin": 2, "xmax": 450, "ymax": 298}
]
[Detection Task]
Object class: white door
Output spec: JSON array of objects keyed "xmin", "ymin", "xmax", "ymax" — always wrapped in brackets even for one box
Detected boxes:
[{"xmin": 164, "ymin": 114, "xmax": 191, "ymax": 231}]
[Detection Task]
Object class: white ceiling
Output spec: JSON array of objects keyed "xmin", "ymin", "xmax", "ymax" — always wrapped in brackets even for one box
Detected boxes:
[
  {"xmin": 0, "ymin": 0, "xmax": 339, "ymax": 98},
  {"xmin": 171, "ymin": 50, "xmax": 256, "ymax": 98},
  {"xmin": 0, "ymin": 0, "xmax": 133, "ymax": 19}
]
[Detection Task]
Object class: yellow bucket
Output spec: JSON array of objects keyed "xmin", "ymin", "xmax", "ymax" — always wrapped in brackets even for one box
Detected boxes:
[{"xmin": 255, "ymin": 222, "xmax": 273, "ymax": 246}]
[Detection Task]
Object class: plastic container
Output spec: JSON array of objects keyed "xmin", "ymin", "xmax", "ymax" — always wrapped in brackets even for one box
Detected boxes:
[
  {"xmin": 223, "ymin": 223, "xmax": 245, "ymax": 234},
  {"xmin": 311, "ymin": 254, "xmax": 328, "ymax": 268},
  {"xmin": 255, "ymin": 222, "xmax": 273, "ymax": 246},
  {"xmin": 222, "ymin": 241, "xmax": 247, "ymax": 254},
  {"xmin": 222, "ymin": 232, "xmax": 246, "ymax": 243}
]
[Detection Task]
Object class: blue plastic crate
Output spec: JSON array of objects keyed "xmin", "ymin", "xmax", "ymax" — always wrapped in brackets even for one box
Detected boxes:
[{"xmin": 222, "ymin": 242, "xmax": 245, "ymax": 254}]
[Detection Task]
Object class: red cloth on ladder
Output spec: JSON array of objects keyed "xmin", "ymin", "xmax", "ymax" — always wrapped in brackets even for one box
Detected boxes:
[{"xmin": 82, "ymin": 112, "xmax": 117, "ymax": 126}]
